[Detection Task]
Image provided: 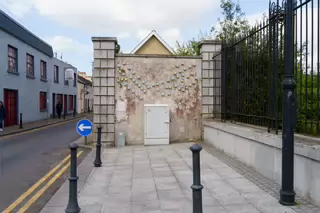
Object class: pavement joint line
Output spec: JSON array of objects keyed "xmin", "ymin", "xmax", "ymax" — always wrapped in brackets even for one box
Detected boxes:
[
  {"xmin": 3, "ymin": 151, "xmax": 83, "ymax": 213},
  {"xmin": 17, "ymin": 151, "xmax": 83, "ymax": 213},
  {"xmin": 0, "ymin": 116, "xmax": 87, "ymax": 140}
]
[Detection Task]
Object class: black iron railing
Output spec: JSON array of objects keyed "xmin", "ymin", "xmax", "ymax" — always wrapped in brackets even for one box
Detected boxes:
[{"xmin": 217, "ymin": 0, "xmax": 319, "ymax": 136}]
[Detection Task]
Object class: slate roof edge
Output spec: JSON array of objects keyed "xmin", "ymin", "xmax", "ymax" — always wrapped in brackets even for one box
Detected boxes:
[{"xmin": 0, "ymin": 9, "xmax": 54, "ymax": 57}]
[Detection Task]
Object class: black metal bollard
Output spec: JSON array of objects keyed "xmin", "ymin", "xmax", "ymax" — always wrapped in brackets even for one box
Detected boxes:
[
  {"xmin": 88, "ymin": 106, "xmax": 90, "ymax": 114},
  {"xmin": 190, "ymin": 144, "xmax": 203, "ymax": 213},
  {"xmin": 63, "ymin": 109, "xmax": 66, "ymax": 119},
  {"xmin": 73, "ymin": 109, "xmax": 76, "ymax": 117},
  {"xmin": 65, "ymin": 143, "xmax": 81, "ymax": 213},
  {"xmin": 19, "ymin": 113, "xmax": 23, "ymax": 129},
  {"xmin": 94, "ymin": 126, "xmax": 102, "ymax": 167}
]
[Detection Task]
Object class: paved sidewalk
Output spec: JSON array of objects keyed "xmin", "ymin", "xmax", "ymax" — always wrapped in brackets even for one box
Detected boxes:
[
  {"xmin": 40, "ymin": 143, "xmax": 308, "ymax": 213},
  {"xmin": 0, "ymin": 113, "xmax": 89, "ymax": 137}
]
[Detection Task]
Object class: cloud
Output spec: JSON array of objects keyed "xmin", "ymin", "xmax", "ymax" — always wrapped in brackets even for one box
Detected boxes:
[
  {"xmin": 44, "ymin": 36, "xmax": 92, "ymax": 54},
  {"xmin": 161, "ymin": 28, "xmax": 182, "ymax": 47},
  {"xmin": 136, "ymin": 29, "xmax": 151, "ymax": 40},
  {"xmin": 0, "ymin": 0, "xmax": 32, "ymax": 18},
  {"xmin": 247, "ymin": 11, "xmax": 267, "ymax": 26},
  {"xmin": 0, "ymin": 0, "xmax": 218, "ymax": 37},
  {"xmin": 116, "ymin": 32, "xmax": 130, "ymax": 39}
]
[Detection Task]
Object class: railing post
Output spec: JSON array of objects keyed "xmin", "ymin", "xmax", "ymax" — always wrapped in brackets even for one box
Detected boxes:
[
  {"xmin": 65, "ymin": 143, "xmax": 81, "ymax": 213},
  {"xmin": 19, "ymin": 113, "xmax": 23, "ymax": 129},
  {"xmin": 280, "ymin": 0, "xmax": 296, "ymax": 205},
  {"xmin": 190, "ymin": 144, "xmax": 203, "ymax": 213},
  {"xmin": 221, "ymin": 45, "xmax": 228, "ymax": 122},
  {"xmin": 94, "ymin": 126, "xmax": 102, "ymax": 167}
]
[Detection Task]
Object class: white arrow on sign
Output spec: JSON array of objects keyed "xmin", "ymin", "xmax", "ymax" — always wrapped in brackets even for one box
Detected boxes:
[{"xmin": 79, "ymin": 124, "xmax": 92, "ymax": 131}]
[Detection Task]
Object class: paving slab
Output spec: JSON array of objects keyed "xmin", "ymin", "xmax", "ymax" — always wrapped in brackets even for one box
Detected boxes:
[{"xmin": 40, "ymin": 142, "xmax": 320, "ymax": 213}]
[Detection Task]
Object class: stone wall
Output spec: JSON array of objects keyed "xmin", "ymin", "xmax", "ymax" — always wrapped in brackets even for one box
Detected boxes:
[
  {"xmin": 115, "ymin": 54, "xmax": 202, "ymax": 144},
  {"xmin": 91, "ymin": 37, "xmax": 222, "ymax": 146}
]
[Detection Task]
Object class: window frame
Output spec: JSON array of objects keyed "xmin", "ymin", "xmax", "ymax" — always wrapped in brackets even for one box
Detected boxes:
[
  {"xmin": 68, "ymin": 95, "xmax": 74, "ymax": 110},
  {"xmin": 40, "ymin": 60, "xmax": 47, "ymax": 81},
  {"xmin": 54, "ymin": 65, "xmax": 59, "ymax": 83},
  {"xmin": 8, "ymin": 45, "xmax": 18, "ymax": 74},
  {"xmin": 26, "ymin": 53, "xmax": 35, "ymax": 78},
  {"xmin": 39, "ymin": 92, "xmax": 47, "ymax": 111},
  {"xmin": 64, "ymin": 71, "xmax": 69, "ymax": 86},
  {"xmin": 73, "ymin": 73, "xmax": 77, "ymax": 87}
]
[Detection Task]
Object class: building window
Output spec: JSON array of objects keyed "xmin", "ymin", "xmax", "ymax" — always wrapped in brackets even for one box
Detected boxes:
[
  {"xmin": 40, "ymin": 92, "xmax": 47, "ymax": 111},
  {"xmin": 68, "ymin": 95, "xmax": 73, "ymax": 110},
  {"xmin": 54, "ymin": 65, "xmax": 59, "ymax": 83},
  {"xmin": 64, "ymin": 70, "xmax": 69, "ymax": 86},
  {"xmin": 8, "ymin": 45, "xmax": 18, "ymax": 73},
  {"xmin": 73, "ymin": 73, "xmax": 76, "ymax": 87},
  {"xmin": 26, "ymin": 54, "xmax": 34, "ymax": 78},
  {"xmin": 40, "ymin": 60, "xmax": 47, "ymax": 80}
]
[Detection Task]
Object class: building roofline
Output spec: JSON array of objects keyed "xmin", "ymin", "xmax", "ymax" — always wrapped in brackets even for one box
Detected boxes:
[
  {"xmin": 78, "ymin": 75, "xmax": 92, "ymax": 86},
  {"xmin": 130, "ymin": 30, "xmax": 174, "ymax": 54},
  {"xmin": 0, "ymin": 9, "xmax": 53, "ymax": 57}
]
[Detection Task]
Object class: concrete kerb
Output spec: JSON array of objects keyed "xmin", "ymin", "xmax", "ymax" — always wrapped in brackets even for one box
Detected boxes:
[
  {"xmin": 0, "ymin": 115, "xmax": 87, "ymax": 138},
  {"xmin": 39, "ymin": 140, "xmax": 96, "ymax": 213},
  {"xmin": 74, "ymin": 137, "xmax": 94, "ymax": 149}
]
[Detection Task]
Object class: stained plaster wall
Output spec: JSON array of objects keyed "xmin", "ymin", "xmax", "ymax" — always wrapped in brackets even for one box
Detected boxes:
[
  {"xmin": 115, "ymin": 54, "xmax": 202, "ymax": 144},
  {"xmin": 92, "ymin": 37, "xmax": 222, "ymax": 146}
]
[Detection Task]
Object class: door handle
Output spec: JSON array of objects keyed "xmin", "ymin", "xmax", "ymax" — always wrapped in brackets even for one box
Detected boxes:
[{"xmin": 164, "ymin": 121, "xmax": 170, "ymax": 124}]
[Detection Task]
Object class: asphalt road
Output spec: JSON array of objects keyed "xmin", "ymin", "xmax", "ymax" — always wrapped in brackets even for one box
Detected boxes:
[{"xmin": 0, "ymin": 118, "xmax": 91, "ymax": 212}]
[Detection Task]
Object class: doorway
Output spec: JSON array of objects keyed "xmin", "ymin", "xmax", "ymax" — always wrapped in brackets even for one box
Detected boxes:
[
  {"xmin": 52, "ymin": 93, "xmax": 56, "ymax": 118},
  {"xmin": 4, "ymin": 89, "xmax": 18, "ymax": 127},
  {"xmin": 64, "ymin": 95, "xmax": 67, "ymax": 113}
]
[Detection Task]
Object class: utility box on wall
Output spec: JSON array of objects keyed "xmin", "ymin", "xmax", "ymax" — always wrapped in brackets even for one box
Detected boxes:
[
  {"xmin": 144, "ymin": 104, "xmax": 170, "ymax": 145},
  {"xmin": 117, "ymin": 131, "xmax": 126, "ymax": 147}
]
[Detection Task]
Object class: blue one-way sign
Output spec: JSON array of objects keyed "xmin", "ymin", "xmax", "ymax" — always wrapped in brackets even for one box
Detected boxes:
[{"xmin": 77, "ymin": 119, "xmax": 93, "ymax": 136}]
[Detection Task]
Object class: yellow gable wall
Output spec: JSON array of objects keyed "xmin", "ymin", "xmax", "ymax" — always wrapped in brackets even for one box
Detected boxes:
[{"xmin": 135, "ymin": 35, "xmax": 173, "ymax": 55}]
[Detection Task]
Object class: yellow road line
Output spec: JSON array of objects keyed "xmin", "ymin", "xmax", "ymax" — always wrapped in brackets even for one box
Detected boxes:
[
  {"xmin": 18, "ymin": 151, "xmax": 83, "ymax": 213},
  {"xmin": 0, "ymin": 117, "xmax": 84, "ymax": 140},
  {"xmin": 3, "ymin": 151, "xmax": 82, "ymax": 213}
]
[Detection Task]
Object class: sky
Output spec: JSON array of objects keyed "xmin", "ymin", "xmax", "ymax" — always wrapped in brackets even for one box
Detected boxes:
[{"xmin": 0, "ymin": 0, "xmax": 272, "ymax": 75}]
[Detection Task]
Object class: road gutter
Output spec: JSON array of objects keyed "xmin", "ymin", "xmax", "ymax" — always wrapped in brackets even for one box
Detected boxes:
[{"xmin": 0, "ymin": 115, "xmax": 87, "ymax": 138}]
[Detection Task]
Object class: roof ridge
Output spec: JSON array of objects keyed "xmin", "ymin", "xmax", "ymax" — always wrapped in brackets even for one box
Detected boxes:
[{"xmin": 130, "ymin": 30, "xmax": 174, "ymax": 54}]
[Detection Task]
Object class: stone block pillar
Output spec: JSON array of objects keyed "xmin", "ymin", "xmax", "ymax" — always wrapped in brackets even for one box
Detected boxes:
[
  {"xmin": 91, "ymin": 37, "xmax": 117, "ymax": 147},
  {"xmin": 200, "ymin": 40, "xmax": 222, "ymax": 119},
  {"xmin": 200, "ymin": 40, "xmax": 222, "ymax": 138}
]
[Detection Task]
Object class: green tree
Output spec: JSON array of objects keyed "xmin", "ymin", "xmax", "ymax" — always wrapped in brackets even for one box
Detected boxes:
[
  {"xmin": 174, "ymin": 30, "xmax": 214, "ymax": 56},
  {"xmin": 116, "ymin": 41, "xmax": 121, "ymax": 54},
  {"xmin": 211, "ymin": 0, "xmax": 250, "ymax": 43},
  {"xmin": 174, "ymin": 0, "xmax": 250, "ymax": 56}
]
